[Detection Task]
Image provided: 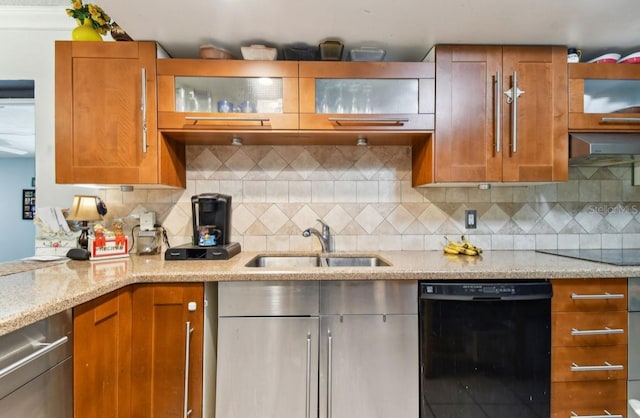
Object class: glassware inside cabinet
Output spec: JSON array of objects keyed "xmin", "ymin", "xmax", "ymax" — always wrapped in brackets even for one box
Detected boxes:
[
  {"xmin": 583, "ymin": 79, "xmax": 640, "ymax": 113},
  {"xmin": 314, "ymin": 79, "xmax": 418, "ymax": 114},
  {"xmin": 174, "ymin": 76, "xmax": 284, "ymax": 113}
]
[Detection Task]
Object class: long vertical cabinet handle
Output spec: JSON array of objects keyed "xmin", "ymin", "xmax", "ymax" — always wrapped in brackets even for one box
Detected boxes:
[
  {"xmin": 494, "ymin": 71, "xmax": 502, "ymax": 154},
  {"xmin": 183, "ymin": 321, "xmax": 194, "ymax": 418},
  {"xmin": 327, "ymin": 329, "xmax": 333, "ymax": 418},
  {"xmin": 305, "ymin": 333, "xmax": 312, "ymax": 418},
  {"xmin": 140, "ymin": 67, "xmax": 148, "ymax": 154},
  {"xmin": 511, "ymin": 71, "xmax": 518, "ymax": 153}
]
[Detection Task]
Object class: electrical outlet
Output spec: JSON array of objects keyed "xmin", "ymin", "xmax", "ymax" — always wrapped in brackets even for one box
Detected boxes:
[{"xmin": 465, "ymin": 210, "xmax": 477, "ymax": 229}]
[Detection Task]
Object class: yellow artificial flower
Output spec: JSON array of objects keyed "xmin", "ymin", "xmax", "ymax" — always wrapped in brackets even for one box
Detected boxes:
[{"xmin": 66, "ymin": 0, "xmax": 112, "ymax": 34}]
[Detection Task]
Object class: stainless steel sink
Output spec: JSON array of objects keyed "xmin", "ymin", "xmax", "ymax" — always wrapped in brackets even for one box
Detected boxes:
[
  {"xmin": 245, "ymin": 254, "xmax": 391, "ymax": 268},
  {"xmin": 245, "ymin": 255, "xmax": 321, "ymax": 268},
  {"xmin": 323, "ymin": 256, "xmax": 390, "ymax": 267}
]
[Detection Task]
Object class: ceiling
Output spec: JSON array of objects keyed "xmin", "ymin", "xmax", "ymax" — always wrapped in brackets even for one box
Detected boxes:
[{"xmin": 102, "ymin": 0, "xmax": 640, "ymax": 62}]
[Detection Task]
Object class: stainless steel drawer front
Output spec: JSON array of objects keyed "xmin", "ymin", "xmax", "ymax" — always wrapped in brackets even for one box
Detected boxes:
[
  {"xmin": 320, "ymin": 280, "xmax": 417, "ymax": 315},
  {"xmin": 218, "ymin": 281, "xmax": 320, "ymax": 316},
  {"xmin": 0, "ymin": 310, "xmax": 72, "ymax": 418}
]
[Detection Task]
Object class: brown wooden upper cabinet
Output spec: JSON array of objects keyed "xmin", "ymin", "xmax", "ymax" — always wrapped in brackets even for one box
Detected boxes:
[
  {"xmin": 55, "ymin": 41, "xmax": 185, "ymax": 187},
  {"xmin": 569, "ymin": 63, "xmax": 640, "ymax": 131},
  {"xmin": 298, "ymin": 61, "xmax": 435, "ymax": 134},
  {"xmin": 156, "ymin": 59, "xmax": 299, "ymax": 135},
  {"xmin": 415, "ymin": 45, "xmax": 568, "ymax": 185}
]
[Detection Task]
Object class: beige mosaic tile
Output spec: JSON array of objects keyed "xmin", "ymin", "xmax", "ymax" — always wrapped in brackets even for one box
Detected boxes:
[{"xmin": 98, "ymin": 145, "xmax": 640, "ymax": 253}]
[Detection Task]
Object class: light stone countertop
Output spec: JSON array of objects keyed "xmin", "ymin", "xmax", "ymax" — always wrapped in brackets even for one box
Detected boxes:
[{"xmin": 1, "ymin": 250, "xmax": 638, "ymax": 336}]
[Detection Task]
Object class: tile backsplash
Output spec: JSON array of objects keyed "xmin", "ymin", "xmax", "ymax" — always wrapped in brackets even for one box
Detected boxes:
[{"xmin": 101, "ymin": 145, "xmax": 640, "ymax": 253}]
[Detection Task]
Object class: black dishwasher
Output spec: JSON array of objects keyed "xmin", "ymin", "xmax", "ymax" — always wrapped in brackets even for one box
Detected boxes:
[{"xmin": 419, "ymin": 280, "xmax": 552, "ymax": 418}]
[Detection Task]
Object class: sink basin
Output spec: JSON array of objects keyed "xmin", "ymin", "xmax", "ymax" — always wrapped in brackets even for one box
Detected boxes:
[
  {"xmin": 245, "ymin": 255, "xmax": 321, "ymax": 268},
  {"xmin": 324, "ymin": 256, "xmax": 390, "ymax": 267},
  {"xmin": 245, "ymin": 254, "xmax": 391, "ymax": 268}
]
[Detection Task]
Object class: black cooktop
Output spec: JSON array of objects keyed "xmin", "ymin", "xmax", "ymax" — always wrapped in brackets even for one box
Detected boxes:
[{"xmin": 536, "ymin": 248, "xmax": 640, "ymax": 266}]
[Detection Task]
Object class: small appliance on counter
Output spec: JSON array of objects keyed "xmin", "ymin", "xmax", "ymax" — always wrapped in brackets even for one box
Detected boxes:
[
  {"xmin": 136, "ymin": 211, "xmax": 162, "ymax": 255},
  {"xmin": 164, "ymin": 193, "xmax": 241, "ymax": 260}
]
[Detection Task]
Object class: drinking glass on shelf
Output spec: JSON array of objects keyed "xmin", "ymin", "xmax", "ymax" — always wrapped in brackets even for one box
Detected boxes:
[
  {"xmin": 175, "ymin": 87, "xmax": 186, "ymax": 112},
  {"xmin": 187, "ymin": 89, "xmax": 199, "ymax": 112},
  {"xmin": 334, "ymin": 84, "xmax": 345, "ymax": 114}
]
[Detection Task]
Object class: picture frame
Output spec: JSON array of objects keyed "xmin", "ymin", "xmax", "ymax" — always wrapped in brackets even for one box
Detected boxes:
[{"xmin": 22, "ymin": 189, "xmax": 35, "ymax": 220}]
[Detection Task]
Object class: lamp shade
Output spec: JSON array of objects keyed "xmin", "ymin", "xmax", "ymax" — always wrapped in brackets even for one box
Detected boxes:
[{"xmin": 66, "ymin": 195, "xmax": 103, "ymax": 222}]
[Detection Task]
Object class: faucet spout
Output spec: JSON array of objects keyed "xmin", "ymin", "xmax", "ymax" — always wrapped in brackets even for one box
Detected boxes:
[{"xmin": 302, "ymin": 219, "xmax": 333, "ymax": 252}]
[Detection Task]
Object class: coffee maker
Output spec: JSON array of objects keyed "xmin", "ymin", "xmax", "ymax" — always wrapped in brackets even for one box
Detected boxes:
[
  {"xmin": 164, "ymin": 193, "xmax": 241, "ymax": 260},
  {"xmin": 192, "ymin": 193, "xmax": 232, "ymax": 246}
]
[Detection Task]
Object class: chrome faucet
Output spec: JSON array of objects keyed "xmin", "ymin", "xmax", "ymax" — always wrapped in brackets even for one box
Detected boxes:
[{"xmin": 302, "ymin": 219, "xmax": 333, "ymax": 253}]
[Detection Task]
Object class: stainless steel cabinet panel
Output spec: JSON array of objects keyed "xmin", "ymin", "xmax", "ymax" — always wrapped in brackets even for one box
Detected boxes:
[
  {"xmin": 631, "ymin": 312, "xmax": 640, "ymax": 380},
  {"xmin": 630, "ymin": 380, "xmax": 640, "ymax": 417},
  {"xmin": 216, "ymin": 317, "xmax": 319, "ymax": 418},
  {"xmin": 319, "ymin": 314, "xmax": 419, "ymax": 418},
  {"xmin": 218, "ymin": 281, "xmax": 319, "ymax": 316},
  {"xmin": 320, "ymin": 280, "xmax": 417, "ymax": 315},
  {"xmin": 631, "ymin": 277, "xmax": 640, "ymax": 312}
]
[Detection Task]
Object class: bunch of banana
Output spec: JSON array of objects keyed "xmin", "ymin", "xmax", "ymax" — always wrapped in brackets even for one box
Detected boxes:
[{"xmin": 442, "ymin": 236, "xmax": 483, "ymax": 256}]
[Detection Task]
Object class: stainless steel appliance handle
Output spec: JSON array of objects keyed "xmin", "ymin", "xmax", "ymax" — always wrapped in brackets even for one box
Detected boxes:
[
  {"xmin": 571, "ymin": 292, "xmax": 624, "ymax": 300},
  {"xmin": 183, "ymin": 321, "xmax": 194, "ymax": 418},
  {"xmin": 571, "ymin": 361, "xmax": 624, "ymax": 372},
  {"xmin": 141, "ymin": 67, "xmax": 148, "ymax": 154},
  {"xmin": 328, "ymin": 117, "xmax": 409, "ymax": 126},
  {"xmin": 570, "ymin": 410, "xmax": 623, "ymax": 418},
  {"xmin": 0, "ymin": 335, "xmax": 68, "ymax": 379},
  {"xmin": 571, "ymin": 327, "xmax": 624, "ymax": 336},
  {"xmin": 495, "ymin": 71, "xmax": 502, "ymax": 154},
  {"xmin": 601, "ymin": 117, "xmax": 640, "ymax": 124},
  {"xmin": 306, "ymin": 333, "xmax": 311, "ymax": 418},
  {"xmin": 327, "ymin": 329, "xmax": 333, "ymax": 418}
]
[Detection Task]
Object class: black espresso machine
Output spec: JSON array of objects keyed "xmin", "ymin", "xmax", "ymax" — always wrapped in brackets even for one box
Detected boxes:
[{"xmin": 165, "ymin": 193, "xmax": 241, "ymax": 260}]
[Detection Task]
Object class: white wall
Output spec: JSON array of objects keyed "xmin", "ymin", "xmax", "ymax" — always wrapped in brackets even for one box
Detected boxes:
[
  {"xmin": 0, "ymin": 158, "xmax": 35, "ymax": 261},
  {"xmin": 0, "ymin": 5, "xmax": 99, "ymax": 257}
]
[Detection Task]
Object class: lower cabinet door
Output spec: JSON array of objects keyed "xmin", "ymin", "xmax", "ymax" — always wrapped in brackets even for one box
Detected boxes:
[
  {"xmin": 216, "ymin": 317, "xmax": 319, "ymax": 418},
  {"xmin": 74, "ymin": 288, "xmax": 132, "ymax": 418},
  {"xmin": 319, "ymin": 314, "xmax": 419, "ymax": 418},
  {"xmin": 131, "ymin": 284, "xmax": 204, "ymax": 418}
]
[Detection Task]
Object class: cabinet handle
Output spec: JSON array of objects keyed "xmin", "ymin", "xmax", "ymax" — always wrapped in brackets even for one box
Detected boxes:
[
  {"xmin": 601, "ymin": 117, "xmax": 640, "ymax": 124},
  {"xmin": 306, "ymin": 333, "xmax": 311, "ymax": 418},
  {"xmin": 184, "ymin": 116, "xmax": 270, "ymax": 126},
  {"xmin": 570, "ymin": 410, "xmax": 622, "ymax": 418},
  {"xmin": 571, "ymin": 361, "xmax": 624, "ymax": 372},
  {"xmin": 571, "ymin": 327, "xmax": 624, "ymax": 336},
  {"xmin": 327, "ymin": 117, "xmax": 409, "ymax": 126},
  {"xmin": 504, "ymin": 72, "xmax": 525, "ymax": 154},
  {"xmin": 0, "ymin": 336, "xmax": 68, "ymax": 379},
  {"xmin": 141, "ymin": 68, "xmax": 148, "ymax": 154},
  {"xmin": 571, "ymin": 292, "xmax": 624, "ymax": 300},
  {"xmin": 183, "ymin": 321, "xmax": 194, "ymax": 418},
  {"xmin": 494, "ymin": 71, "xmax": 502, "ymax": 154},
  {"xmin": 327, "ymin": 329, "xmax": 333, "ymax": 418}
]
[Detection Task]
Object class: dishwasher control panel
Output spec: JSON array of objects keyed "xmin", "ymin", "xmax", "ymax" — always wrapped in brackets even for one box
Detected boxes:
[{"xmin": 419, "ymin": 280, "xmax": 552, "ymax": 301}]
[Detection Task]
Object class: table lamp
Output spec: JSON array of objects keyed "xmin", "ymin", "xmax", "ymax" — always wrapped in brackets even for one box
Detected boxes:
[{"xmin": 66, "ymin": 195, "xmax": 103, "ymax": 252}]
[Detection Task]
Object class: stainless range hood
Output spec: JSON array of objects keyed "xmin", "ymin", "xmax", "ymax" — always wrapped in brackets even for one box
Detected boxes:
[{"xmin": 569, "ymin": 132, "xmax": 640, "ymax": 166}]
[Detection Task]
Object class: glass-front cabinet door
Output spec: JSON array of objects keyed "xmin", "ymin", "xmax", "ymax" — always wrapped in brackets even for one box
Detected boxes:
[
  {"xmin": 156, "ymin": 60, "xmax": 298, "ymax": 131},
  {"xmin": 569, "ymin": 63, "xmax": 640, "ymax": 130},
  {"xmin": 299, "ymin": 62, "xmax": 434, "ymax": 131}
]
